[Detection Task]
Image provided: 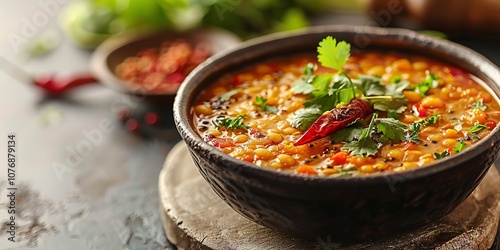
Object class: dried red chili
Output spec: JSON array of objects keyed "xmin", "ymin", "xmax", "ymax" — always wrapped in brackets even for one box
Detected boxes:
[{"xmin": 294, "ymin": 99, "xmax": 372, "ymax": 146}]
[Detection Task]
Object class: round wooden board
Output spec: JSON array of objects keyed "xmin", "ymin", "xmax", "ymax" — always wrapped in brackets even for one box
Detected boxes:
[{"xmin": 159, "ymin": 142, "xmax": 500, "ymax": 250}]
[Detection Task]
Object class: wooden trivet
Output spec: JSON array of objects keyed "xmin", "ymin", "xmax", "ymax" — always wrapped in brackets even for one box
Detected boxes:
[{"xmin": 159, "ymin": 142, "xmax": 500, "ymax": 250}]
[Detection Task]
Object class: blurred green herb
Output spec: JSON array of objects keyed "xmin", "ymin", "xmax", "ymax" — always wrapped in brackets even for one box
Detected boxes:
[
  {"xmin": 254, "ymin": 96, "xmax": 278, "ymax": 114},
  {"xmin": 471, "ymin": 99, "xmax": 488, "ymax": 111},
  {"xmin": 453, "ymin": 139, "xmax": 467, "ymax": 153},
  {"xmin": 434, "ymin": 150, "xmax": 450, "ymax": 160},
  {"xmin": 213, "ymin": 115, "xmax": 248, "ymax": 130}
]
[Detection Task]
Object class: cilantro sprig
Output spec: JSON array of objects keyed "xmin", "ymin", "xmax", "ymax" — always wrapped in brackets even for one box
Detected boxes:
[
  {"xmin": 406, "ymin": 115, "xmax": 441, "ymax": 142},
  {"xmin": 453, "ymin": 139, "xmax": 467, "ymax": 153},
  {"xmin": 434, "ymin": 151, "xmax": 450, "ymax": 160},
  {"xmin": 376, "ymin": 118, "xmax": 407, "ymax": 144},
  {"xmin": 471, "ymin": 99, "xmax": 488, "ymax": 111},
  {"xmin": 254, "ymin": 96, "xmax": 278, "ymax": 114},
  {"xmin": 331, "ymin": 124, "xmax": 364, "ymax": 143},
  {"xmin": 290, "ymin": 107, "xmax": 323, "ymax": 131},
  {"xmin": 415, "ymin": 71, "xmax": 439, "ymax": 96},
  {"xmin": 342, "ymin": 114, "xmax": 379, "ymax": 157},
  {"xmin": 389, "ymin": 75, "xmax": 402, "ymax": 83},
  {"xmin": 468, "ymin": 122, "xmax": 488, "ymax": 140},
  {"xmin": 291, "ymin": 63, "xmax": 318, "ymax": 94},
  {"xmin": 213, "ymin": 115, "xmax": 248, "ymax": 130},
  {"xmin": 468, "ymin": 122, "xmax": 488, "ymax": 133},
  {"xmin": 337, "ymin": 115, "xmax": 409, "ymax": 157},
  {"xmin": 220, "ymin": 89, "xmax": 240, "ymax": 101},
  {"xmin": 291, "ymin": 37, "xmax": 410, "ymax": 132}
]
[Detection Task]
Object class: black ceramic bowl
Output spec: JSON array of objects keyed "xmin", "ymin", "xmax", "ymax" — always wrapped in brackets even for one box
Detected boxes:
[{"xmin": 173, "ymin": 25, "xmax": 500, "ymax": 239}]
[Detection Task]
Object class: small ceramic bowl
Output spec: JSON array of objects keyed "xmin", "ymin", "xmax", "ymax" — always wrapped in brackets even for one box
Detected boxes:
[
  {"xmin": 173, "ymin": 25, "xmax": 500, "ymax": 239},
  {"xmin": 90, "ymin": 28, "xmax": 241, "ymax": 97}
]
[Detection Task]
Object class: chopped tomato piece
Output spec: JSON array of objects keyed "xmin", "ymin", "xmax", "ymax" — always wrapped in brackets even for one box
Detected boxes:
[
  {"xmin": 405, "ymin": 142, "xmax": 418, "ymax": 150},
  {"xmin": 485, "ymin": 121, "xmax": 497, "ymax": 130},
  {"xmin": 243, "ymin": 155, "xmax": 254, "ymax": 163},
  {"xmin": 446, "ymin": 147, "xmax": 454, "ymax": 154},
  {"xmin": 206, "ymin": 137, "xmax": 235, "ymax": 148},
  {"xmin": 413, "ymin": 103, "xmax": 428, "ymax": 117},
  {"xmin": 331, "ymin": 151, "xmax": 349, "ymax": 165},
  {"xmin": 441, "ymin": 124, "xmax": 454, "ymax": 130},
  {"xmin": 479, "ymin": 92, "xmax": 492, "ymax": 103},
  {"xmin": 296, "ymin": 165, "xmax": 317, "ymax": 175},
  {"xmin": 233, "ymin": 75, "xmax": 242, "ymax": 85}
]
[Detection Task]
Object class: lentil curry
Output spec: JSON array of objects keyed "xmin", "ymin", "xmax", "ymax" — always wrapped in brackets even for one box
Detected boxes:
[{"xmin": 192, "ymin": 37, "xmax": 500, "ymax": 177}]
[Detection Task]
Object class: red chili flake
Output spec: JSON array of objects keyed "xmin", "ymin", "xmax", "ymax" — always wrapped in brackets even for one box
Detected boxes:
[
  {"xmin": 125, "ymin": 119, "xmax": 139, "ymax": 132},
  {"xmin": 145, "ymin": 112, "xmax": 158, "ymax": 125}
]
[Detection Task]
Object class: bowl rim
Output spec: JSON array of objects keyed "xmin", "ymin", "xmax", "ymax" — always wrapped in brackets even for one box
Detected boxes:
[
  {"xmin": 174, "ymin": 25, "xmax": 500, "ymax": 185},
  {"xmin": 90, "ymin": 28, "xmax": 242, "ymax": 96}
]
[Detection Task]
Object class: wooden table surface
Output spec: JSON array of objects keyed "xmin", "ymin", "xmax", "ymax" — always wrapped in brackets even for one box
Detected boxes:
[{"xmin": 0, "ymin": 1, "xmax": 499, "ymax": 249}]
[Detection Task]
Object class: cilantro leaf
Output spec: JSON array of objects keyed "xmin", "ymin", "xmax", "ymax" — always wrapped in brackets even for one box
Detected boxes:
[
  {"xmin": 387, "ymin": 109, "xmax": 402, "ymax": 120},
  {"xmin": 254, "ymin": 96, "xmax": 267, "ymax": 109},
  {"xmin": 304, "ymin": 95, "xmax": 336, "ymax": 113},
  {"xmin": 385, "ymin": 80, "xmax": 410, "ymax": 98},
  {"xmin": 406, "ymin": 115, "xmax": 440, "ymax": 142},
  {"xmin": 291, "ymin": 63, "xmax": 318, "ymax": 94},
  {"xmin": 372, "ymin": 99, "xmax": 408, "ymax": 113},
  {"xmin": 303, "ymin": 74, "xmax": 337, "ymax": 112},
  {"xmin": 434, "ymin": 151, "xmax": 450, "ymax": 160},
  {"xmin": 370, "ymin": 80, "xmax": 410, "ymax": 114},
  {"xmin": 342, "ymin": 114, "xmax": 379, "ymax": 157},
  {"xmin": 310, "ymin": 74, "xmax": 333, "ymax": 98},
  {"xmin": 376, "ymin": 118, "xmax": 407, "ymax": 144},
  {"xmin": 265, "ymin": 106, "xmax": 279, "ymax": 114},
  {"xmin": 254, "ymin": 96, "xmax": 278, "ymax": 114},
  {"xmin": 415, "ymin": 81, "xmax": 432, "ymax": 96},
  {"xmin": 303, "ymin": 62, "xmax": 317, "ymax": 78},
  {"xmin": 331, "ymin": 126, "xmax": 364, "ymax": 143},
  {"xmin": 471, "ymin": 99, "xmax": 488, "ymax": 111},
  {"xmin": 389, "ymin": 75, "xmax": 402, "ymax": 83},
  {"xmin": 355, "ymin": 75, "xmax": 385, "ymax": 96},
  {"xmin": 407, "ymin": 123, "xmax": 421, "ymax": 143},
  {"xmin": 333, "ymin": 73, "xmax": 356, "ymax": 106},
  {"xmin": 415, "ymin": 72, "xmax": 439, "ymax": 96},
  {"xmin": 220, "ymin": 89, "xmax": 240, "ymax": 101},
  {"xmin": 453, "ymin": 139, "xmax": 467, "ymax": 153},
  {"xmin": 468, "ymin": 122, "xmax": 488, "ymax": 133},
  {"xmin": 317, "ymin": 36, "xmax": 351, "ymax": 72},
  {"xmin": 291, "ymin": 107, "xmax": 323, "ymax": 130},
  {"xmin": 292, "ymin": 81, "xmax": 317, "ymax": 94},
  {"xmin": 419, "ymin": 114, "xmax": 441, "ymax": 126},
  {"xmin": 338, "ymin": 88, "xmax": 355, "ymax": 105},
  {"xmin": 213, "ymin": 115, "xmax": 248, "ymax": 130}
]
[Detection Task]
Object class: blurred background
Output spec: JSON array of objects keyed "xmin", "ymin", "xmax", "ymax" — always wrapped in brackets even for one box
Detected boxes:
[
  {"xmin": 0, "ymin": 0, "xmax": 499, "ymax": 249},
  {"xmin": 3, "ymin": 0, "xmax": 500, "ymax": 54}
]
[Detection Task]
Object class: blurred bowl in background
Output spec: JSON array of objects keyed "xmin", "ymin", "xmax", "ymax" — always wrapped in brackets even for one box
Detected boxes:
[
  {"xmin": 90, "ymin": 28, "xmax": 241, "ymax": 97},
  {"xmin": 363, "ymin": 0, "xmax": 500, "ymax": 36}
]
